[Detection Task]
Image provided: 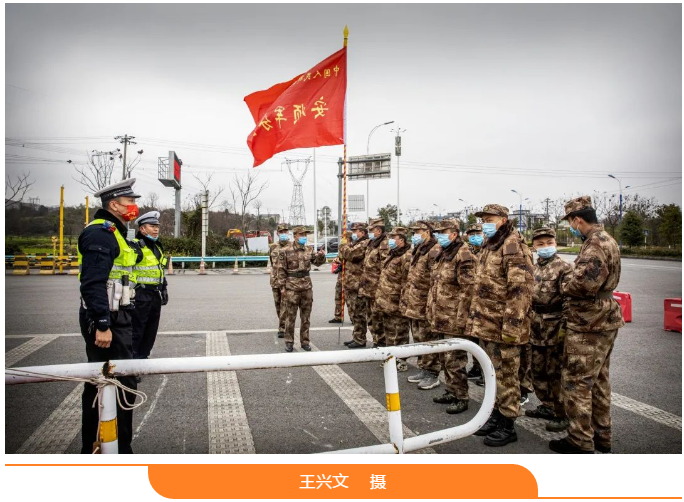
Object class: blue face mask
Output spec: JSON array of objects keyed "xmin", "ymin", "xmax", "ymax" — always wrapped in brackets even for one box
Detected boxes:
[
  {"xmin": 388, "ymin": 238, "xmax": 397, "ymax": 249},
  {"xmin": 536, "ymin": 246, "xmax": 557, "ymax": 259},
  {"xmin": 411, "ymin": 234, "xmax": 424, "ymax": 246},
  {"xmin": 482, "ymin": 222, "xmax": 497, "ymax": 238},
  {"xmin": 351, "ymin": 233, "xmax": 358, "ymax": 242},
  {"xmin": 144, "ymin": 234, "xmax": 158, "ymax": 242},
  {"xmin": 368, "ymin": 233, "xmax": 376, "ymax": 240},
  {"xmin": 469, "ymin": 234, "xmax": 484, "ymax": 247},
  {"xmin": 569, "ymin": 220, "xmax": 583, "ymax": 238},
  {"xmin": 436, "ymin": 233, "xmax": 451, "ymax": 248},
  {"xmin": 279, "ymin": 233, "xmax": 289, "ymax": 242},
  {"xmin": 297, "ymin": 237, "xmax": 307, "ymax": 246}
]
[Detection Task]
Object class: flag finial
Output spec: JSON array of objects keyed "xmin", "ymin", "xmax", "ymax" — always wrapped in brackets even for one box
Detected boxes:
[{"xmin": 343, "ymin": 25, "xmax": 349, "ymax": 47}]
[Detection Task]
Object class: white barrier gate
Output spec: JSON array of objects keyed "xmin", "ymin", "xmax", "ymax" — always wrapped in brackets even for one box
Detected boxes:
[{"xmin": 5, "ymin": 339, "xmax": 496, "ymax": 454}]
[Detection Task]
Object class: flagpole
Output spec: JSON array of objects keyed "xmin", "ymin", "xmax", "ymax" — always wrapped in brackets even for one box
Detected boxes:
[
  {"xmin": 339, "ymin": 25, "xmax": 349, "ymax": 339},
  {"xmin": 313, "ymin": 148, "xmax": 317, "ymax": 253}
]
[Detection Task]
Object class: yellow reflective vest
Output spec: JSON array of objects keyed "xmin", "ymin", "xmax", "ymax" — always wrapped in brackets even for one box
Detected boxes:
[
  {"xmin": 134, "ymin": 239, "xmax": 167, "ymax": 285},
  {"xmin": 77, "ymin": 218, "xmax": 139, "ymax": 284}
]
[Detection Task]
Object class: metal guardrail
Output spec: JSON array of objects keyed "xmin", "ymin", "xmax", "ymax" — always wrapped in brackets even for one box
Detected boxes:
[{"xmin": 6, "ymin": 339, "xmax": 495, "ymax": 455}]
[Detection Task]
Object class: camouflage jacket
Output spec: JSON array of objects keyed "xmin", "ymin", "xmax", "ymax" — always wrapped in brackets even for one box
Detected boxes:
[
  {"xmin": 269, "ymin": 240, "xmax": 290, "ymax": 289},
  {"xmin": 375, "ymin": 244, "xmax": 412, "ymax": 316},
  {"xmin": 466, "ymin": 221, "xmax": 534, "ymax": 345},
  {"xmin": 402, "ymin": 237, "xmax": 441, "ymax": 320},
  {"xmin": 561, "ymin": 224, "xmax": 625, "ymax": 333},
  {"xmin": 427, "ymin": 238, "xmax": 478, "ymax": 335},
  {"xmin": 359, "ymin": 233, "xmax": 390, "ymax": 298},
  {"xmin": 274, "ymin": 242, "xmax": 326, "ymax": 292},
  {"xmin": 531, "ymin": 254, "xmax": 573, "ymax": 346},
  {"xmin": 468, "ymin": 244, "xmax": 483, "ymax": 257},
  {"xmin": 338, "ymin": 237, "xmax": 369, "ymax": 292}
]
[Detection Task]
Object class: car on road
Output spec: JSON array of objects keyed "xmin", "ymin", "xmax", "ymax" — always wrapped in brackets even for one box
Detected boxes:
[{"xmin": 315, "ymin": 237, "xmax": 338, "ymax": 253}]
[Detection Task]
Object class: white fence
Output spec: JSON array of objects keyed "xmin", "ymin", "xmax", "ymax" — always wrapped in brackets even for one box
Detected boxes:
[{"xmin": 5, "ymin": 339, "xmax": 495, "ymax": 454}]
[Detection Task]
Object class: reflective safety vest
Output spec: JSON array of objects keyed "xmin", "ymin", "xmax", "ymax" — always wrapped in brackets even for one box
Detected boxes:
[
  {"xmin": 133, "ymin": 240, "xmax": 167, "ymax": 285},
  {"xmin": 77, "ymin": 219, "xmax": 139, "ymax": 284}
]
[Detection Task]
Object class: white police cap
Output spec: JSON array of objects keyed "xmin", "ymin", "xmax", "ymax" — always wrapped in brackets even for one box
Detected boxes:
[
  {"xmin": 94, "ymin": 178, "xmax": 141, "ymax": 202},
  {"xmin": 136, "ymin": 211, "xmax": 161, "ymax": 227}
]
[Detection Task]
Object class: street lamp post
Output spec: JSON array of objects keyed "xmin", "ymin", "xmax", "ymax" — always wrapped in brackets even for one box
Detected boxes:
[
  {"xmin": 391, "ymin": 126, "xmax": 407, "ymax": 224},
  {"xmin": 458, "ymin": 198, "xmax": 467, "ymax": 223},
  {"xmin": 511, "ymin": 190, "xmax": 523, "ymax": 233},
  {"xmin": 608, "ymin": 175, "xmax": 630, "ymax": 248},
  {"xmin": 366, "ymin": 121, "xmax": 394, "ymax": 219}
]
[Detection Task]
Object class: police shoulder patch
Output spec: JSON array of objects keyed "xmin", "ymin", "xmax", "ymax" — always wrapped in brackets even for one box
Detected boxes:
[{"xmin": 101, "ymin": 221, "xmax": 116, "ymax": 233}]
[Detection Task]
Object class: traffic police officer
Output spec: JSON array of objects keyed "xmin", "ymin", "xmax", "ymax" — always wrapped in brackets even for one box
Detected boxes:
[
  {"xmin": 77, "ymin": 178, "xmax": 142, "ymax": 454},
  {"xmin": 131, "ymin": 211, "xmax": 168, "ymax": 363}
]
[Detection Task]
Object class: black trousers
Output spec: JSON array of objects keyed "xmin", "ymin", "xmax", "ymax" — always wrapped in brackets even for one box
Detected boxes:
[
  {"xmin": 79, "ymin": 307, "xmax": 137, "ymax": 454},
  {"xmin": 131, "ymin": 288, "xmax": 162, "ymax": 360}
]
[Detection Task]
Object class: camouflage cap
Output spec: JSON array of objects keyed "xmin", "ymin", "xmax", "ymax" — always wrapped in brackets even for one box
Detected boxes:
[
  {"xmin": 389, "ymin": 226, "xmax": 408, "ymax": 238},
  {"xmin": 276, "ymin": 223, "xmax": 290, "ymax": 232},
  {"xmin": 532, "ymin": 226, "xmax": 556, "ymax": 240},
  {"xmin": 291, "ymin": 226, "xmax": 312, "ymax": 235},
  {"xmin": 368, "ymin": 217, "xmax": 385, "ymax": 230},
  {"xmin": 432, "ymin": 218, "xmax": 460, "ymax": 233},
  {"xmin": 475, "ymin": 204, "xmax": 509, "ymax": 218},
  {"xmin": 562, "ymin": 195, "xmax": 593, "ymax": 220},
  {"xmin": 409, "ymin": 220, "xmax": 434, "ymax": 232},
  {"xmin": 466, "ymin": 223, "xmax": 483, "ymax": 234},
  {"xmin": 350, "ymin": 222, "xmax": 368, "ymax": 231}
]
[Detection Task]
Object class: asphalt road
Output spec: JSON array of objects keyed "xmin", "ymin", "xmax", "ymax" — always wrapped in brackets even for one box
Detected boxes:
[{"xmin": 5, "ymin": 256, "xmax": 682, "ymax": 454}]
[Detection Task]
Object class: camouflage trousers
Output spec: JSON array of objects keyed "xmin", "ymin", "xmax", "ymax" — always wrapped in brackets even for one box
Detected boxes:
[
  {"xmin": 481, "ymin": 341, "xmax": 521, "ymax": 419},
  {"xmin": 438, "ymin": 333, "xmax": 469, "ymax": 400},
  {"xmin": 519, "ymin": 343, "xmax": 533, "ymax": 396},
  {"xmin": 271, "ymin": 288, "xmax": 286, "ymax": 332},
  {"xmin": 383, "ymin": 313, "xmax": 410, "ymax": 347},
  {"xmin": 563, "ymin": 329, "xmax": 618, "ymax": 451},
  {"xmin": 345, "ymin": 288, "xmax": 368, "ymax": 345},
  {"xmin": 461, "ymin": 335, "xmax": 482, "ymax": 373},
  {"xmin": 531, "ymin": 342, "xmax": 565, "ymax": 417},
  {"xmin": 410, "ymin": 319, "xmax": 441, "ymax": 374},
  {"xmin": 364, "ymin": 296, "xmax": 385, "ymax": 346},
  {"xmin": 333, "ymin": 278, "xmax": 343, "ymax": 320},
  {"xmin": 283, "ymin": 288, "xmax": 314, "ymax": 346}
]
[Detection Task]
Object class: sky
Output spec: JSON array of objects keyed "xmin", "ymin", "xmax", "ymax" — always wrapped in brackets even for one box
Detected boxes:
[{"xmin": 5, "ymin": 3, "xmax": 682, "ymax": 225}]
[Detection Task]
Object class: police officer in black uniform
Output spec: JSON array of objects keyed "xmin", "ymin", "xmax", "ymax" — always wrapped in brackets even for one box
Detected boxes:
[
  {"xmin": 77, "ymin": 179, "xmax": 143, "ymax": 454},
  {"xmin": 131, "ymin": 211, "xmax": 169, "ymax": 364}
]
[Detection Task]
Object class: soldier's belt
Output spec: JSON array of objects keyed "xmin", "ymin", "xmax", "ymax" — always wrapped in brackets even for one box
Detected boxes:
[
  {"xmin": 596, "ymin": 290, "xmax": 615, "ymax": 300},
  {"xmin": 533, "ymin": 304, "xmax": 563, "ymax": 314},
  {"xmin": 287, "ymin": 271, "xmax": 310, "ymax": 278},
  {"xmin": 136, "ymin": 283, "xmax": 164, "ymax": 291}
]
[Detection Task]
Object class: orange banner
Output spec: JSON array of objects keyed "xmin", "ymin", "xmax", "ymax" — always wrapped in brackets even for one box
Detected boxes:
[{"xmin": 148, "ymin": 464, "xmax": 537, "ymax": 499}]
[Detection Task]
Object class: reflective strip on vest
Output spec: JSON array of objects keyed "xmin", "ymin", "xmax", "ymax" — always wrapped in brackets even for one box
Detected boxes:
[
  {"xmin": 133, "ymin": 241, "xmax": 164, "ymax": 285},
  {"xmin": 77, "ymin": 219, "xmax": 139, "ymax": 283},
  {"xmin": 137, "ymin": 276, "xmax": 162, "ymax": 284}
]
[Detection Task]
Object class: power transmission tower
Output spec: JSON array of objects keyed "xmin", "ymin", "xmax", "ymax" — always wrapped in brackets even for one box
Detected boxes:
[
  {"xmin": 115, "ymin": 134, "xmax": 136, "ymax": 180},
  {"xmin": 283, "ymin": 157, "xmax": 311, "ymax": 226}
]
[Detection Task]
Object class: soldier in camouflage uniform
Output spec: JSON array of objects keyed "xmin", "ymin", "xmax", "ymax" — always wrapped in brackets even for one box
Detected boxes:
[
  {"xmin": 339, "ymin": 222, "xmax": 370, "ymax": 348},
  {"xmin": 550, "ymin": 196, "xmax": 624, "ymax": 454},
  {"xmin": 519, "ymin": 341, "xmax": 533, "ymax": 406},
  {"xmin": 329, "ymin": 257, "xmax": 343, "ymax": 323},
  {"xmin": 269, "ymin": 223, "xmax": 291, "ymax": 338},
  {"xmin": 375, "ymin": 227, "xmax": 412, "ymax": 371},
  {"xmin": 464, "ymin": 223, "xmax": 485, "ymax": 382},
  {"xmin": 525, "ymin": 227, "xmax": 573, "ymax": 432},
  {"xmin": 360, "ymin": 218, "xmax": 391, "ymax": 347},
  {"xmin": 467, "ymin": 204, "xmax": 534, "ymax": 447},
  {"xmin": 404, "ymin": 220, "xmax": 442, "ymax": 390},
  {"xmin": 274, "ymin": 226, "xmax": 327, "ymax": 352},
  {"xmin": 427, "ymin": 219, "xmax": 477, "ymax": 414}
]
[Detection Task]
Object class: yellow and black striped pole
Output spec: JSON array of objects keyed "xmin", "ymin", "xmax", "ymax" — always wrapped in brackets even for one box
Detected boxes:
[
  {"xmin": 383, "ymin": 355, "xmax": 404, "ymax": 453},
  {"xmin": 98, "ymin": 384, "xmax": 119, "ymax": 454}
]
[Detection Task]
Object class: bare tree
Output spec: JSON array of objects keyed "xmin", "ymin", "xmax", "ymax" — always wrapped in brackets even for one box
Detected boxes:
[
  {"xmin": 191, "ymin": 173, "xmax": 225, "ymax": 209},
  {"xmin": 70, "ymin": 149, "xmax": 120, "ymax": 193},
  {"xmin": 254, "ymin": 199, "xmax": 263, "ymax": 231},
  {"xmin": 229, "ymin": 172, "xmax": 269, "ymax": 252},
  {"xmin": 144, "ymin": 192, "xmax": 160, "ymax": 210},
  {"xmin": 121, "ymin": 149, "xmax": 143, "ymax": 180},
  {"xmin": 5, "ymin": 171, "xmax": 35, "ymax": 208}
]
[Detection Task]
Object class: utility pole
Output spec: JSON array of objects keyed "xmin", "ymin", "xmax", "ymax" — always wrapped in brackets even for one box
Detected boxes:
[
  {"xmin": 85, "ymin": 196, "xmax": 89, "ymax": 226},
  {"xmin": 543, "ymin": 197, "xmax": 551, "ymax": 225},
  {"xmin": 391, "ymin": 126, "xmax": 406, "ymax": 224},
  {"xmin": 115, "ymin": 134, "xmax": 137, "ymax": 180}
]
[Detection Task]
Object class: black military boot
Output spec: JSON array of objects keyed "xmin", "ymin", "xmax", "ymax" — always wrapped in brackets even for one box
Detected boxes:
[
  {"xmin": 277, "ymin": 331, "xmax": 285, "ymax": 338},
  {"xmin": 285, "ymin": 342, "xmax": 294, "ymax": 353},
  {"xmin": 549, "ymin": 438, "xmax": 593, "ymax": 454},
  {"xmin": 483, "ymin": 416, "xmax": 518, "ymax": 447},
  {"xmin": 433, "ymin": 391, "xmax": 458, "ymax": 404},
  {"xmin": 467, "ymin": 366, "xmax": 482, "ymax": 380},
  {"xmin": 446, "ymin": 399, "xmax": 469, "ymax": 415},
  {"xmin": 525, "ymin": 405, "xmax": 555, "ymax": 420},
  {"xmin": 474, "ymin": 409, "xmax": 501, "ymax": 436}
]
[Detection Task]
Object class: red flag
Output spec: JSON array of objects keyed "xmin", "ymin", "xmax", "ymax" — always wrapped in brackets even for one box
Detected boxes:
[{"xmin": 245, "ymin": 47, "xmax": 347, "ymax": 167}]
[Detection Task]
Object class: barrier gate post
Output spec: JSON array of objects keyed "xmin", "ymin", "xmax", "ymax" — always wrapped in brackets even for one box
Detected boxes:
[
  {"xmin": 98, "ymin": 383, "xmax": 119, "ymax": 454},
  {"xmin": 383, "ymin": 355, "xmax": 404, "ymax": 453}
]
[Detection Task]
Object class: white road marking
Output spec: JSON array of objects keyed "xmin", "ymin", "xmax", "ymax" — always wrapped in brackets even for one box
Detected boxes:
[
  {"xmin": 16, "ymin": 383, "xmax": 83, "ymax": 454},
  {"xmin": 132, "ymin": 374, "xmax": 169, "ymax": 442},
  {"xmin": 206, "ymin": 331, "xmax": 255, "ymax": 454},
  {"xmin": 308, "ymin": 341, "xmax": 436, "ymax": 454},
  {"xmin": 6, "ymin": 326, "xmax": 353, "ymax": 339},
  {"xmin": 612, "ymin": 392, "xmax": 682, "ymax": 431},
  {"xmin": 6, "ymin": 336, "xmax": 58, "ymax": 367}
]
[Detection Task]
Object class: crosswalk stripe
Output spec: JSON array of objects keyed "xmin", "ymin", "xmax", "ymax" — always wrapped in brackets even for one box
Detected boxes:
[
  {"xmin": 6, "ymin": 336, "xmax": 58, "ymax": 367},
  {"xmin": 16, "ymin": 383, "xmax": 83, "ymax": 454},
  {"xmin": 611, "ymin": 392, "xmax": 682, "ymax": 431},
  {"xmin": 206, "ymin": 331, "xmax": 256, "ymax": 454},
  {"xmin": 308, "ymin": 342, "xmax": 436, "ymax": 454}
]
